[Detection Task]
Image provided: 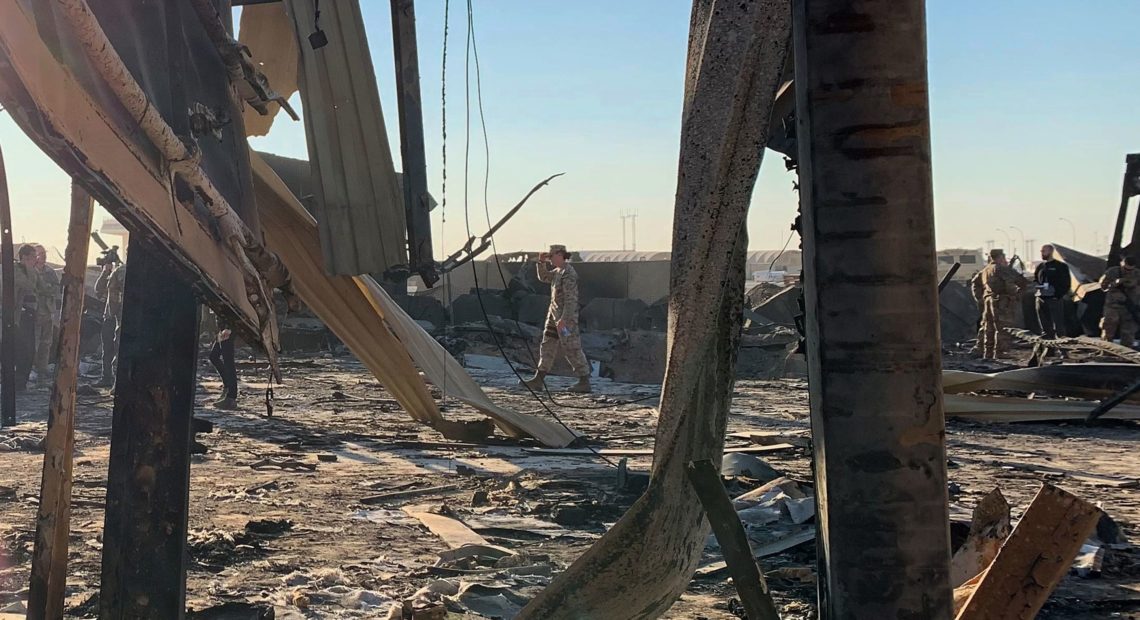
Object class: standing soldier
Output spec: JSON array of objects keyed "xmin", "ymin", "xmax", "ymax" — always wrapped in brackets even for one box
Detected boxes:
[
  {"xmin": 32, "ymin": 244, "xmax": 60, "ymax": 382},
  {"xmin": 94, "ymin": 259, "xmax": 126, "ymax": 388},
  {"xmin": 521, "ymin": 244, "xmax": 591, "ymax": 393},
  {"xmin": 1099, "ymin": 255, "xmax": 1140, "ymax": 346},
  {"xmin": 11, "ymin": 244, "xmax": 40, "ymax": 392},
  {"xmin": 972, "ymin": 249, "xmax": 1027, "ymax": 360}
]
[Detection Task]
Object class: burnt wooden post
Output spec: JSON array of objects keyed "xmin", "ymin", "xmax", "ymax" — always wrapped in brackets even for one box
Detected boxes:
[
  {"xmin": 390, "ymin": 0, "xmax": 437, "ymax": 288},
  {"xmin": 28, "ymin": 182, "xmax": 94, "ymax": 619},
  {"xmin": 0, "ymin": 143, "xmax": 14, "ymax": 426},
  {"xmin": 793, "ymin": 0, "xmax": 952, "ymax": 617},
  {"xmin": 98, "ymin": 239, "xmax": 200, "ymax": 619}
]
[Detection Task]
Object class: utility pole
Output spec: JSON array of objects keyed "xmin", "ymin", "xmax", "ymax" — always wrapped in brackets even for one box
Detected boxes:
[
  {"xmin": 995, "ymin": 227, "xmax": 1012, "ymax": 253},
  {"xmin": 630, "ymin": 210, "xmax": 638, "ymax": 251},
  {"xmin": 1009, "ymin": 225, "xmax": 1025, "ymax": 258},
  {"xmin": 390, "ymin": 0, "xmax": 436, "ymax": 289},
  {"xmin": 793, "ymin": 0, "xmax": 952, "ymax": 617},
  {"xmin": 1059, "ymin": 217, "xmax": 1076, "ymax": 248},
  {"xmin": 620, "ymin": 210, "xmax": 629, "ymax": 251}
]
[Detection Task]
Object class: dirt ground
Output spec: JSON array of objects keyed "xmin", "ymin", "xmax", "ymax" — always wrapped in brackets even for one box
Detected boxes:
[{"xmin": 0, "ymin": 345, "xmax": 1138, "ymax": 619}]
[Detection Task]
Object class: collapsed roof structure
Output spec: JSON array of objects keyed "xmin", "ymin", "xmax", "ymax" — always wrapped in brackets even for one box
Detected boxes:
[{"xmin": 0, "ymin": 0, "xmax": 1092, "ymax": 619}]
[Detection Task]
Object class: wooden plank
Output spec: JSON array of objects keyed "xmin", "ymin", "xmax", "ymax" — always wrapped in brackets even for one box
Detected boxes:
[
  {"xmin": 99, "ymin": 240, "xmax": 200, "ymax": 619},
  {"xmin": 686, "ymin": 460, "xmax": 779, "ymax": 620},
  {"xmin": 27, "ymin": 183, "xmax": 93, "ymax": 620},
  {"xmin": 524, "ymin": 444, "xmax": 795, "ymax": 458},
  {"xmin": 403, "ymin": 506, "xmax": 488, "ymax": 550},
  {"xmin": 957, "ymin": 484, "xmax": 1101, "ymax": 620},
  {"xmin": 0, "ymin": 0, "xmax": 260, "ymax": 342}
]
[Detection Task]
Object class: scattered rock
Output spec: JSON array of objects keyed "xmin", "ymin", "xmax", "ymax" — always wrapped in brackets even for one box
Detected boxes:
[
  {"xmin": 551, "ymin": 505, "xmax": 588, "ymax": 527},
  {"xmin": 720, "ymin": 453, "xmax": 782, "ymax": 482}
]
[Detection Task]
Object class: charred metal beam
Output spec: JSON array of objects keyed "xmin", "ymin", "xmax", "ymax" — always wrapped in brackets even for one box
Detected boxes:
[
  {"xmin": 793, "ymin": 0, "xmax": 952, "ymax": 616},
  {"xmin": 1109, "ymin": 153, "xmax": 1140, "ymax": 265},
  {"xmin": 390, "ymin": 0, "xmax": 437, "ymax": 287}
]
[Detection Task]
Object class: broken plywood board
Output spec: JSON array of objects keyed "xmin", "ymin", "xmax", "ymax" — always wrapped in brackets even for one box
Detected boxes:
[
  {"xmin": 0, "ymin": 0, "xmax": 260, "ymax": 341},
  {"xmin": 943, "ymin": 394, "xmax": 1140, "ymax": 422},
  {"xmin": 956, "ymin": 484, "xmax": 1101, "ymax": 620},
  {"xmin": 284, "ymin": 0, "xmax": 406, "ymax": 277},
  {"xmin": 250, "ymin": 152, "xmax": 578, "ymax": 447},
  {"xmin": 238, "ymin": 2, "xmax": 299, "ymax": 137},
  {"xmin": 402, "ymin": 506, "xmax": 488, "ymax": 550}
]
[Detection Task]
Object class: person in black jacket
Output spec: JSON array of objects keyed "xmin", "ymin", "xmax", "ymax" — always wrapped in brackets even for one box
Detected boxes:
[
  {"xmin": 209, "ymin": 315, "xmax": 238, "ymax": 410},
  {"xmin": 1034, "ymin": 244, "xmax": 1072, "ymax": 339}
]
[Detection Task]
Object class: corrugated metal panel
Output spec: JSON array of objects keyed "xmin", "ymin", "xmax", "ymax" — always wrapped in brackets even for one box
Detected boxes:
[{"xmin": 286, "ymin": 0, "xmax": 407, "ymax": 277}]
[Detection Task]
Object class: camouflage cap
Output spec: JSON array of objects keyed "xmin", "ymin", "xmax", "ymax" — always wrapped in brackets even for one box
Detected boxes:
[
  {"xmin": 549, "ymin": 244, "xmax": 569, "ymax": 256},
  {"xmin": 989, "ymin": 248, "xmax": 1005, "ymax": 260}
]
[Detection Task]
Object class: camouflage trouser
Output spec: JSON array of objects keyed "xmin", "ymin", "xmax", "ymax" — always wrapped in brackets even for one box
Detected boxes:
[
  {"xmin": 34, "ymin": 312, "xmax": 55, "ymax": 376},
  {"xmin": 537, "ymin": 318, "xmax": 591, "ymax": 378},
  {"xmin": 981, "ymin": 296, "xmax": 1016, "ymax": 359},
  {"xmin": 1101, "ymin": 303, "xmax": 1137, "ymax": 345}
]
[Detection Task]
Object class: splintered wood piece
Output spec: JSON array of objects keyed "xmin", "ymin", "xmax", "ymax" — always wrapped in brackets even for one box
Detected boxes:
[
  {"xmin": 956, "ymin": 484, "xmax": 1101, "ymax": 620},
  {"xmin": 27, "ymin": 182, "xmax": 94, "ymax": 619},
  {"xmin": 403, "ymin": 506, "xmax": 487, "ymax": 550}
]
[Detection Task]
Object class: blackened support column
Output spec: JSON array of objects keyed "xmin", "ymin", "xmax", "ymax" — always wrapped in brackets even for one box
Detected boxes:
[
  {"xmin": 98, "ymin": 239, "xmax": 200, "ymax": 619},
  {"xmin": 792, "ymin": 0, "xmax": 952, "ymax": 617}
]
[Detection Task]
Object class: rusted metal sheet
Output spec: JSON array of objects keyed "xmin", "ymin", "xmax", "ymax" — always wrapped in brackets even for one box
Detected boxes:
[
  {"xmin": 285, "ymin": 0, "xmax": 408, "ymax": 278},
  {"xmin": 0, "ymin": 0, "xmax": 262, "ymax": 343}
]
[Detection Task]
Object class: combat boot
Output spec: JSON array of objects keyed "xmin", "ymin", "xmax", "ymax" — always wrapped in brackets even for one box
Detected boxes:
[
  {"xmin": 214, "ymin": 397, "xmax": 238, "ymax": 410},
  {"xmin": 568, "ymin": 377, "xmax": 591, "ymax": 393},
  {"xmin": 520, "ymin": 371, "xmax": 547, "ymax": 391}
]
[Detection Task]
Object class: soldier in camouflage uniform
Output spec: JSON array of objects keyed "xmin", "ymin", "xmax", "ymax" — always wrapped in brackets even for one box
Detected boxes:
[
  {"xmin": 94, "ymin": 259, "xmax": 126, "ymax": 387},
  {"xmin": 32, "ymin": 244, "xmax": 60, "ymax": 381},
  {"xmin": 1099, "ymin": 255, "xmax": 1140, "ymax": 346},
  {"xmin": 970, "ymin": 249, "xmax": 1027, "ymax": 360},
  {"xmin": 521, "ymin": 244, "xmax": 591, "ymax": 393},
  {"xmin": 10, "ymin": 245, "xmax": 40, "ymax": 392}
]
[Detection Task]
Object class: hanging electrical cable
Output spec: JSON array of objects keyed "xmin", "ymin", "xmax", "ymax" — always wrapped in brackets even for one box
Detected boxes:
[
  {"xmin": 454, "ymin": 0, "xmax": 628, "ymax": 464},
  {"xmin": 463, "ymin": 5, "xmax": 658, "ymax": 412}
]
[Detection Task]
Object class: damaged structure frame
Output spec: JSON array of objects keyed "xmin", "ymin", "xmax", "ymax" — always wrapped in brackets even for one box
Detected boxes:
[{"xmin": 0, "ymin": 0, "xmax": 988, "ymax": 618}]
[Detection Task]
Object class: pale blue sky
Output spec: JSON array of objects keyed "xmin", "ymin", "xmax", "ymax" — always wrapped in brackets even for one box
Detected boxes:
[{"xmin": 1, "ymin": 1, "xmax": 1137, "ymax": 261}]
